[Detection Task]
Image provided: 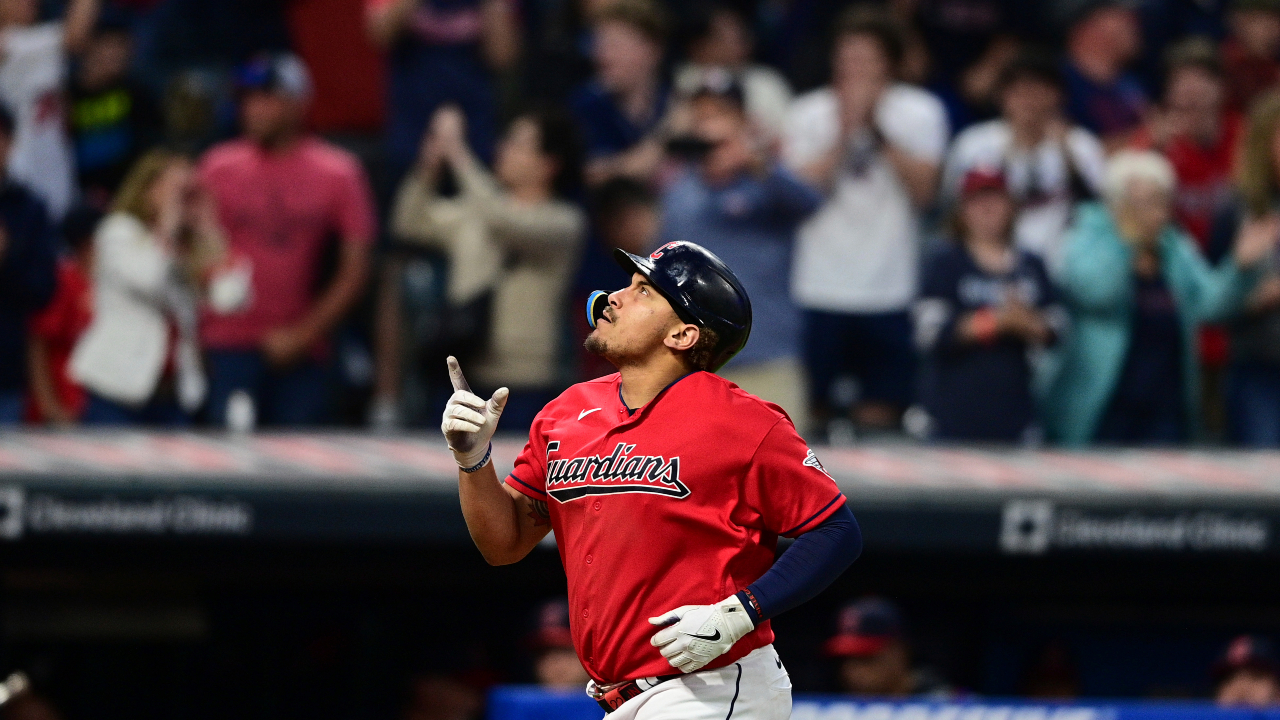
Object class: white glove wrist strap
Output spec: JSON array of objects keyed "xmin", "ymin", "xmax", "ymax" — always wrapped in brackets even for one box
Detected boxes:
[
  {"xmin": 718, "ymin": 595, "xmax": 755, "ymax": 642},
  {"xmin": 453, "ymin": 442, "xmax": 492, "ymax": 472}
]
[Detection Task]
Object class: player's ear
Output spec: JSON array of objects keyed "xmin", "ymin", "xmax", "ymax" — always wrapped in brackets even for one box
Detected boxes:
[{"xmin": 665, "ymin": 323, "xmax": 700, "ymax": 353}]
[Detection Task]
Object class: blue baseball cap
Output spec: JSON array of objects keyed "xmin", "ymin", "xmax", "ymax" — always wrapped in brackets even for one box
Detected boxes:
[{"xmin": 236, "ymin": 53, "xmax": 313, "ymax": 99}]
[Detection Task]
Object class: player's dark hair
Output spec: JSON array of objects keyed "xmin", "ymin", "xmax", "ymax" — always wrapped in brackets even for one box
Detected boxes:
[
  {"xmin": 686, "ymin": 326, "xmax": 721, "ymax": 371},
  {"xmin": 833, "ymin": 5, "xmax": 905, "ymax": 69},
  {"xmin": 517, "ymin": 106, "xmax": 584, "ymax": 199}
]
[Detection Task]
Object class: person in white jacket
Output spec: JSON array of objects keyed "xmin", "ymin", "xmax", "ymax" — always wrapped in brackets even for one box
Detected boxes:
[{"xmin": 71, "ymin": 149, "xmax": 224, "ymax": 424}]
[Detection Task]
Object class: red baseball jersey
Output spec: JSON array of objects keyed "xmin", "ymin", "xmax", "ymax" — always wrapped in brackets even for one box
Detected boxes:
[{"xmin": 505, "ymin": 371, "xmax": 847, "ymax": 684}]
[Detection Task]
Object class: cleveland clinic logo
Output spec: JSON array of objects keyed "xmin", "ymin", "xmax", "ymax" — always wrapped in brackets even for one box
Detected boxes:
[{"xmin": 544, "ymin": 441, "xmax": 689, "ymax": 502}]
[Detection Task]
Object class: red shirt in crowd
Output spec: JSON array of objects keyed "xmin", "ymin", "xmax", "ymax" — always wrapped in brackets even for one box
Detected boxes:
[
  {"xmin": 504, "ymin": 371, "xmax": 846, "ymax": 684},
  {"xmin": 1131, "ymin": 114, "xmax": 1243, "ymax": 367},
  {"xmin": 26, "ymin": 257, "xmax": 93, "ymax": 421},
  {"xmin": 1222, "ymin": 38, "xmax": 1280, "ymax": 114},
  {"xmin": 1131, "ymin": 113, "xmax": 1242, "ymax": 248},
  {"xmin": 197, "ymin": 137, "xmax": 376, "ymax": 351}
]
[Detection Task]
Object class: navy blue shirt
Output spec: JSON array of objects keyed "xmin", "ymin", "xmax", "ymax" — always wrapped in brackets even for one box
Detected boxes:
[
  {"xmin": 569, "ymin": 80, "xmax": 667, "ymax": 160},
  {"xmin": 917, "ymin": 242, "xmax": 1058, "ymax": 442},
  {"xmin": 1095, "ymin": 274, "xmax": 1186, "ymax": 444},
  {"xmin": 1062, "ymin": 60, "xmax": 1149, "ymax": 140},
  {"xmin": 660, "ymin": 164, "xmax": 822, "ymax": 366},
  {"xmin": 383, "ymin": 0, "xmax": 498, "ymax": 173},
  {"xmin": 0, "ymin": 182, "xmax": 57, "ymax": 393}
]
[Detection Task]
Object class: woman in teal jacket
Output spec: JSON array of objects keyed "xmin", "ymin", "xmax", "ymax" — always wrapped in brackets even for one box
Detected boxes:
[{"xmin": 1046, "ymin": 151, "xmax": 1273, "ymax": 446}]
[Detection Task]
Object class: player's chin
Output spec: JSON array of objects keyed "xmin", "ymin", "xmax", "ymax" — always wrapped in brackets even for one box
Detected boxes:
[{"xmin": 583, "ymin": 332, "xmax": 609, "ymax": 357}]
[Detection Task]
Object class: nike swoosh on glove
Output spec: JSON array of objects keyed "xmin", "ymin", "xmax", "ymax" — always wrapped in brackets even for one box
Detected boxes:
[{"xmin": 648, "ymin": 595, "xmax": 756, "ymax": 673}]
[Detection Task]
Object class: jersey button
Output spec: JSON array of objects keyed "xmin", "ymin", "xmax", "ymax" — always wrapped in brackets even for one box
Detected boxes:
[
  {"xmin": 586, "ymin": 554, "xmax": 593, "ymax": 564},
  {"xmin": 593, "ymin": 500, "xmax": 602, "ymax": 511},
  {"xmin": 583, "ymin": 609, "xmax": 589, "ymax": 619}
]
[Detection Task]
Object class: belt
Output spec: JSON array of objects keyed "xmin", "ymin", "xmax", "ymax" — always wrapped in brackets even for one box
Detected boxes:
[{"xmin": 589, "ymin": 674, "xmax": 681, "ymax": 713}]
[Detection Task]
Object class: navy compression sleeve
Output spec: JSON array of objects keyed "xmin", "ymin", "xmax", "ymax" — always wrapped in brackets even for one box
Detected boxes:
[{"xmin": 735, "ymin": 504, "xmax": 862, "ymax": 625}]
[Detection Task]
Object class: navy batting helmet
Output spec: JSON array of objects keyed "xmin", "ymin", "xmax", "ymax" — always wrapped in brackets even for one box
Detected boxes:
[{"xmin": 587, "ymin": 241, "xmax": 752, "ymax": 372}]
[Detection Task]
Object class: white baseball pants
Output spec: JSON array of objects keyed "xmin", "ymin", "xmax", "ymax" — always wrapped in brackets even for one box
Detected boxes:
[{"xmin": 603, "ymin": 644, "xmax": 792, "ymax": 720}]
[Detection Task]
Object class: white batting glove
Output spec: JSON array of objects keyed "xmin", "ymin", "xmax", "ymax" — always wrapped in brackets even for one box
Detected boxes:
[
  {"xmin": 440, "ymin": 356, "xmax": 509, "ymax": 469},
  {"xmin": 648, "ymin": 595, "xmax": 756, "ymax": 673}
]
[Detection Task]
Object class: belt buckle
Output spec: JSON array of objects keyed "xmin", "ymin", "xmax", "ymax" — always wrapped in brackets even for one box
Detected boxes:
[{"xmin": 597, "ymin": 681, "xmax": 642, "ymax": 713}]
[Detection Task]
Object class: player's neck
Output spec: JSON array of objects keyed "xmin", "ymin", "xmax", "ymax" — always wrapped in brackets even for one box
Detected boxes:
[{"xmin": 617, "ymin": 360, "xmax": 693, "ymax": 410}]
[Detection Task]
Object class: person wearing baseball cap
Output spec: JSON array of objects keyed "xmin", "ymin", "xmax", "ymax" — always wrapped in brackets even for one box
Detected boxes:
[
  {"xmin": 1214, "ymin": 635, "xmax": 1280, "ymax": 707},
  {"xmin": 824, "ymin": 598, "xmax": 952, "ymax": 697},
  {"xmin": 1060, "ymin": 0, "xmax": 1148, "ymax": 149},
  {"xmin": 527, "ymin": 598, "xmax": 591, "ymax": 690},
  {"xmin": 197, "ymin": 52, "xmax": 377, "ymax": 426},
  {"xmin": 914, "ymin": 166, "xmax": 1063, "ymax": 443}
]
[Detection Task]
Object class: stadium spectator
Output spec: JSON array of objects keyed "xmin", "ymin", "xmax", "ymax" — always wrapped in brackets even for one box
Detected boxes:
[
  {"xmin": 25, "ymin": 206, "xmax": 99, "ymax": 425},
  {"xmin": 525, "ymin": 598, "xmax": 589, "ymax": 689},
  {"xmin": 365, "ymin": 0, "xmax": 519, "ymax": 174},
  {"xmin": 783, "ymin": 5, "xmax": 949, "ymax": 436},
  {"xmin": 1132, "ymin": 38, "xmax": 1243, "ymax": 440},
  {"xmin": 70, "ymin": 151, "xmax": 222, "ymax": 424},
  {"xmin": 914, "ymin": 168, "xmax": 1063, "ymax": 443},
  {"xmin": 942, "ymin": 51, "xmax": 1106, "ymax": 277},
  {"xmin": 1222, "ymin": 0, "xmax": 1280, "ymax": 113},
  {"xmin": 942, "ymin": 35, "xmax": 1021, "ymax": 132},
  {"xmin": 1215, "ymin": 92, "xmax": 1280, "ymax": 447},
  {"xmin": 1060, "ymin": 0, "xmax": 1149, "ymax": 151},
  {"xmin": 1045, "ymin": 151, "xmax": 1271, "ymax": 446},
  {"xmin": 67, "ymin": 16, "xmax": 162, "ymax": 209},
  {"xmin": 823, "ymin": 597, "xmax": 953, "ymax": 697},
  {"xmin": 660, "ymin": 75, "xmax": 820, "ymax": 422},
  {"xmin": 673, "ymin": 4, "xmax": 793, "ymax": 137},
  {"xmin": 570, "ymin": 0, "xmax": 670, "ymax": 187},
  {"xmin": 1214, "ymin": 635, "xmax": 1280, "ymax": 707},
  {"xmin": 0, "ymin": 106, "xmax": 56, "ymax": 424},
  {"xmin": 390, "ymin": 105, "xmax": 585, "ymax": 429},
  {"xmin": 199, "ymin": 54, "xmax": 376, "ymax": 426},
  {"xmin": 0, "ymin": 0, "xmax": 100, "ymax": 222},
  {"xmin": 1133, "ymin": 38, "xmax": 1241, "ymax": 250}
]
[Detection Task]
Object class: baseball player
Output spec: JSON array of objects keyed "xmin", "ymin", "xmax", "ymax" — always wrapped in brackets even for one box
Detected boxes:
[{"xmin": 441, "ymin": 241, "xmax": 863, "ymax": 719}]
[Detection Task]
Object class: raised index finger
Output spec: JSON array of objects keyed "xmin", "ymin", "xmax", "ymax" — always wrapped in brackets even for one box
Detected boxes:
[{"xmin": 446, "ymin": 356, "xmax": 472, "ymax": 393}]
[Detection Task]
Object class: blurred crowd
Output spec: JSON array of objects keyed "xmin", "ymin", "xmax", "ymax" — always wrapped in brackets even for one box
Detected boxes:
[
  {"xmin": 392, "ymin": 596, "xmax": 1280, "ymax": 720},
  {"xmin": 14, "ymin": 0, "xmax": 1280, "ymax": 446}
]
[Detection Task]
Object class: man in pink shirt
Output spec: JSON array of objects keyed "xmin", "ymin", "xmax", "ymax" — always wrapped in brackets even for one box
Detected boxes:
[{"xmin": 199, "ymin": 54, "xmax": 375, "ymax": 425}]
